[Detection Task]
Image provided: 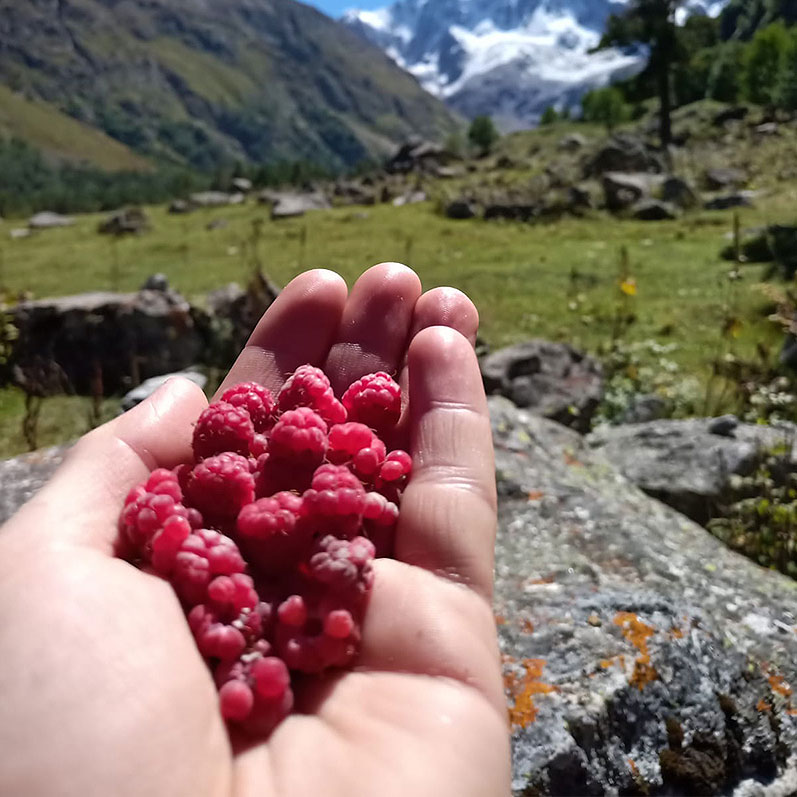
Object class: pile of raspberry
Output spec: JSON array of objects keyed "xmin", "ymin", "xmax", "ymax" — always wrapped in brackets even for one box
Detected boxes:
[{"xmin": 116, "ymin": 366, "xmax": 410, "ymax": 737}]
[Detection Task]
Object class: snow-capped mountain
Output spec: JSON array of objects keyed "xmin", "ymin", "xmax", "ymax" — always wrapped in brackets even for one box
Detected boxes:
[{"xmin": 344, "ymin": 0, "xmax": 727, "ymax": 130}]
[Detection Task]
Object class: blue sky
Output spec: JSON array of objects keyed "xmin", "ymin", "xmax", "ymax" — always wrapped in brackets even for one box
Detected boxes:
[{"xmin": 307, "ymin": 0, "xmax": 383, "ymax": 18}]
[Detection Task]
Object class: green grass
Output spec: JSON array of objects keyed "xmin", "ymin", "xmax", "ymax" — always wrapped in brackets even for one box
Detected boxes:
[
  {"xmin": 1, "ymin": 109, "xmax": 795, "ymax": 457},
  {"xmin": 0, "ymin": 85, "xmax": 151, "ymax": 171}
]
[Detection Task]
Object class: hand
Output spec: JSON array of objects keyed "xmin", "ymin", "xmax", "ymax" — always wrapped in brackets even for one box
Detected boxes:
[{"xmin": 0, "ymin": 264, "xmax": 510, "ymax": 796}]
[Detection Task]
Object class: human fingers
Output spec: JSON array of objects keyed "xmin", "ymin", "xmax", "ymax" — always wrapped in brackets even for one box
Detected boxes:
[
  {"xmin": 216, "ymin": 269, "xmax": 348, "ymax": 398},
  {"xmin": 4, "ymin": 376, "xmax": 208, "ymax": 552},
  {"xmin": 323, "ymin": 263, "xmax": 422, "ymax": 396},
  {"xmin": 408, "ymin": 287, "xmax": 479, "ymax": 346},
  {"xmin": 394, "ymin": 326, "xmax": 497, "ymax": 600}
]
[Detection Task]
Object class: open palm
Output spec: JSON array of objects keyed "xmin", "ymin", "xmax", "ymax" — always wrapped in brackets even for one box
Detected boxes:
[{"xmin": 0, "ymin": 265, "xmax": 510, "ymax": 796}]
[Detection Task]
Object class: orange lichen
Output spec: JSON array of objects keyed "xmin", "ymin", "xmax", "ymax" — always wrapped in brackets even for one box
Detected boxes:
[
  {"xmin": 768, "ymin": 673, "xmax": 793, "ymax": 698},
  {"xmin": 563, "ymin": 451, "xmax": 583, "ymax": 467},
  {"xmin": 521, "ymin": 619, "xmax": 535, "ymax": 634},
  {"xmin": 527, "ymin": 490, "xmax": 545, "ymax": 501},
  {"xmin": 628, "ymin": 758, "xmax": 639, "ymax": 777},
  {"xmin": 614, "ymin": 612, "xmax": 658, "ymax": 691},
  {"xmin": 495, "ymin": 614, "xmax": 507, "ymax": 626},
  {"xmin": 506, "ymin": 658, "xmax": 557, "ymax": 729},
  {"xmin": 526, "ymin": 575, "xmax": 555, "ymax": 586},
  {"xmin": 671, "ymin": 627, "xmax": 684, "ymax": 639},
  {"xmin": 757, "ymin": 699, "xmax": 772, "ymax": 713}
]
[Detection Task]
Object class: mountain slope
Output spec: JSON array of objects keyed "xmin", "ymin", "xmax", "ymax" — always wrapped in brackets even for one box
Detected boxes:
[
  {"xmin": 344, "ymin": 0, "xmax": 728, "ymax": 130},
  {"xmin": 0, "ymin": 0, "xmax": 457, "ymax": 170}
]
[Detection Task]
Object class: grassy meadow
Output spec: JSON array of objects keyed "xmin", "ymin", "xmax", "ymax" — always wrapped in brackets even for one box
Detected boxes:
[{"xmin": 1, "ymin": 115, "xmax": 796, "ymax": 456}]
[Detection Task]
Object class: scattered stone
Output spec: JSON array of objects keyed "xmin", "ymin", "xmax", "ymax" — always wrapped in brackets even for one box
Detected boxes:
[
  {"xmin": 558, "ymin": 133, "xmax": 587, "ymax": 152},
  {"xmin": 434, "ymin": 165, "xmax": 464, "ymax": 179},
  {"xmin": 619, "ymin": 394, "xmax": 667, "ymax": 424},
  {"xmin": 602, "ymin": 172, "xmax": 662, "ymax": 212},
  {"xmin": 270, "ymin": 192, "xmax": 331, "ymax": 219},
  {"xmin": 28, "ymin": 211, "xmax": 74, "ymax": 230},
  {"xmin": 206, "ymin": 219, "xmax": 228, "ymax": 231},
  {"xmin": 445, "ymin": 199, "xmax": 477, "ymax": 219},
  {"xmin": 721, "ymin": 224, "xmax": 797, "ymax": 266},
  {"xmin": 385, "ymin": 137, "xmax": 457, "ymax": 174},
  {"xmin": 588, "ymin": 418, "xmax": 797, "ymax": 524},
  {"xmin": 484, "ymin": 201, "xmax": 538, "ymax": 222},
  {"xmin": 704, "ymin": 192, "xmax": 756, "ymax": 211},
  {"xmin": 97, "ymin": 207, "xmax": 150, "ymax": 236},
  {"xmin": 332, "ymin": 181, "xmax": 376, "ymax": 206},
  {"xmin": 632, "ymin": 199, "xmax": 678, "ymax": 221},
  {"xmin": 480, "ymin": 340, "xmax": 603, "ymax": 432},
  {"xmin": 231, "ymin": 177, "xmax": 253, "ymax": 193},
  {"xmin": 704, "ymin": 167, "xmax": 748, "ymax": 191},
  {"xmin": 9, "ymin": 228, "xmax": 31, "ymax": 240},
  {"xmin": 168, "ymin": 199, "xmax": 193, "ymax": 214},
  {"xmin": 708, "ymin": 414, "xmax": 739, "ymax": 437},
  {"xmin": 0, "ymin": 445, "xmax": 69, "ymax": 524},
  {"xmin": 567, "ymin": 185, "xmax": 594, "ymax": 211},
  {"xmin": 756, "ymin": 122, "xmax": 779, "ymax": 136},
  {"xmin": 189, "ymin": 191, "xmax": 241, "ymax": 208},
  {"xmin": 141, "ymin": 274, "xmax": 169, "ymax": 292},
  {"xmin": 392, "ymin": 190, "xmax": 427, "ymax": 207},
  {"xmin": 585, "ymin": 134, "xmax": 664, "ymax": 177},
  {"xmin": 661, "ymin": 176, "xmax": 700, "ymax": 209},
  {"xmin": 121, "ymin": 370, "xmax": 207, "ymax": 412}
]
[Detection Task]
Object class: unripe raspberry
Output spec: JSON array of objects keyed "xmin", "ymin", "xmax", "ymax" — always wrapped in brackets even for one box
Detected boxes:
[
  {"xmin": 220, "ymin": 382, "xmax": 276, "ymax": 432},
  {"xmin": 237, "ymin": 493, "xmax": 310, "ymax": 573},
  {"xmin": 342, "ymin": 372, "xmax": 401, "ymax": 434},
  {"xmin": 277, "ymin": 365, "xmax": 346, "ymax": 426},
  {"xmin": 269, "ymin": 407, "xmax": 328, "ymax": 466},
  {"xmin": 193, "ymin": 402, "xmax": 255, "ymax": 460},
  {"xmin": 185, "ymin": 452, "xmax": 255, "ymax": 519}
]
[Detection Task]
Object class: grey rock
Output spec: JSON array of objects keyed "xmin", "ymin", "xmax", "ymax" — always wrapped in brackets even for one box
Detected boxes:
[
  {"xmin": 434, "ymin": 165, "xmax": 463, "ymax": 179},
  {"xmin": 588, "ymin": 418, "xmax": 797, "ymax": 524},
  {"xmin": 586, "ymin": 135, "xmax": 664, "ymax": 177},
  {"xmin": 392, "ymin": 190, "xmax": 427, "ymax": 207},
  {"xmin": 9, "ymin": 228, "xmax": 31, "ymax": 240},
  {"xmin": 269, "ymin": 192, "xmax": 331, "ymax": 219},
  {"xmin": 386, "ymin": 137, "xmax": 456, "ymax": 174},
  {"xmin": 558, "ymin": 133, "xmax": 587, "ymax": 152},
  {"xmin": 231, "ymin": 177, "xmax": 253, "ymax": 193},
  {"xmin": 756, "ymin": 122, "xmax": 779, "ymax": 136},
  {"xmin": 445, "ymin": 199, "xmax": 476, "ymax": 219},
  {"xmin": 602, "ymin": 172, "xmax": 663, "ymax": 212},
  {"xmin": 713, "ymin": 106, "xmax": 749, "ymax": 126},
  {"xmin": 168, "ymin": 199, "xmax": 194, "ymax": 215},
  {"xmin": 490, "ymin": 398, "xmax": 797, "ymax": 795},
  {"xmin": 0, "ymin": 445, "xmax": 68, "ymax": 525},
  {"xmin": 568, "ymin": 184, "xmax": 594, "ymax": 210},
  {"xmin": 206, "ymin": 219, "xmax": 229, "ymax": 231},
  {"xmin": 661, "ymin": 176, "xmax": 700, "ymax": 209},
  {"xmin": 121, "ymin": 371, "xmax": 207, "ymax": 412},
  {"xmin": 98, "ymin": 207, "xmax": 150, "ymax": 236},
  {"xmin": 28, "ymin": 211, "xmax": 74, "ymax": 229},
  {"xmin": 705, "ymin": 192, "xmax": 756, "ymax": 211},
  {"xmin": 704, "ymin": 167, "xmax": 748, "ymax": 191},
  {"xmin": 632, "ymin": 199, "xmax": 678, "ymax": 221},
  {"xmin": 189, "ymin": 191, "xmax": 240, "ymax": 208},
  {"xmin": 332, "ymin": 181, "xmax": 376, "ymax": 206},
  {"xmin": 141, "ymin": 273, "xmax": 169, "ymax": 292},
  {"xmin": 709, "ymin": 414, "xmax": 740, "ymax": 437},
  {"xmin": 484, "ymin": 200, "xmax": 538, "ymax": 222},
  {"xmin": 481, "ymin": 340, "xmax": 603, "ymax": 432},
  {"xmin": 8, "ymin": 288, "xmax": 211, "ymax": 395},
  {"xmin": 619, "ymin": 394, "xmax": 667, "ymax": 424}
]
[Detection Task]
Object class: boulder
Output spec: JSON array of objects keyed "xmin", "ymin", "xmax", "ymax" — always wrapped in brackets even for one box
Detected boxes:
[
  {"xmin": 269, "ymin": 192, "xmax": 331, "ymax": 220},
  {"xmin": 588, "ymin": 417, "xmax": 797, "ymax": 524},
  {"xmin": 385, "ymin": 137, "xmax": 456, "ymax": 174},
  {"xmin": 332, "ymin": 181, "xmax": 376, "ymax": 206},
  {"xmin": 189, "ymin": 191, "xmax": 241, "ymax": 208},
  {"xmin": 567, "ymin": 185, "xmax": 594, "ymax": 211},
  {"xmin": 8, "ymin": 288, "xmax": 211, "ymax": 395},
  {"xmin": 231, "ymin": 177, "xmax": 253, "ymax": 193},
  {"xmin": 756, "ymin": 122, "xmax": 779, "ymax": 136},
  {"xmin": 121, "ymin": 370, "xmax": 207, "ymax": 412},
  {"xmin": 490, "ymin": 398, "xmax": 797, "ymax": 795},
  {"xmin": 9, "ymin": 228, "xmax": 31, "ymax": 240},
  {"xmin": 392, "ymin": 190, "xmax": 427, "ymax": 207},
  {"xmin": 168, "ymin": 199, "xmax": 194, "ymax": 215},
  {"xmin": 28, "ymin": 212, "xmax": 74, "ymax": 230},
  {"xmin": 445, "ymin": 199, "xmax": 476, "ymax": 220},
  {"xmin": 704, "ymin": 167, "xmax": 748, "ymax": 191},
  {"xmin": 558, "ymin": 133, "xmax": 587, "ymax": 152},
  {"xmin": 141, "ymin": 273, "xmax": 169, "ymax": 292},
  {"xmin": 704, "ymin": 192, "xmax": 756, "ymax": 211},
  {"xmin": 602, "ymin": 172, "xmax": 662, "ymax": 212},
  {"xmin": 632, "ymin": 199, "xmax": 678, "ymax": 221},
  {"xmin": 661, "ymin": 176, "xmax": 700, "ymax": 209},
  {"xmin": 585, "ymin": 135, "xmax": 664, "ymax": 177},
  {"xmin": 97, "ymin": 207, "xmax": 150, "ymax": 236},
  {"xmin": 4, "ymin": 400, "xmax": 797, "ymax": 795},
  {"xmin": 721, "ymin": 225, "xmax": 797, "ymax": 267},
  {"xmin": 480, "ymin": 340, "xmax": 603, "ymax": 432},
  {"xmin": 434, "ymin": 165, "xmax": 464, "ymax": 179}
]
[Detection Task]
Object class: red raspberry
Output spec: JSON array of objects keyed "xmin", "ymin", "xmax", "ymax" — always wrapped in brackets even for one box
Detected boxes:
[
  {"xmin": 188, "ymin": 593, "xmax": 265, "ymax": 662},
  {"xmin": 193, "ymin": 402, "xmax": 255, "ymax": 460},
  {"xmin": 277, "ymin": 365, "xmax": 346, "ymax": 426},
  {"xmin": 216, "ymin": 654, "xmax": 293, "ymax": 734},
  {"xmin": 342, "ymin": 372, "xmax": 401, "ymax": 434},
  {"xmin": 327, "ymin": 422, "xmax": 386, "ymax": 480},
  {"xmin": 150, "ymin": 514, "xmax": 192, "ymax": 574},
  {"xmin": 171, "ymin": 529, "xmax": 246, "ymax": 606},
  {"xmin": 185, "ymin": 452, "xmax": 255, "ymax": 519},
  {"xmin": 275, "ymin": 593, "xmax": 361, "ymax": 673},
  {"xmin": 307, "ymin": 535, "xmax": 375, "ymax": 602},
  {"xmin": 220, "ymin": 382, "xmax": 276, "ymax": 433},
  {"xmin": 269, "ymin": 407, "xmax": 328, "ymax": 466},
  {"xmin": 378, "ymin": 450, "xmax": 412, "ymax": 484},
  {"xmin": 363, "ymin": 492, "xmax": 399, "ymax": 526},
  {"xmin": 236, "ymin": 492, "xmax": 310, "ymax": 574},
  {"xmin": 303, "ymin": 464, "xmax": 366, "ymax": 537}
]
